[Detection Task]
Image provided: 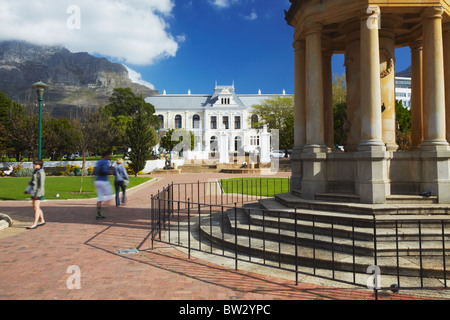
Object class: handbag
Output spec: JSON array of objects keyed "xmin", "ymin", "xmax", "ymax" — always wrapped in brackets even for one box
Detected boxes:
[{"xmin": 25, "ymin": 184, "xmax": 34, "ymax": 196}]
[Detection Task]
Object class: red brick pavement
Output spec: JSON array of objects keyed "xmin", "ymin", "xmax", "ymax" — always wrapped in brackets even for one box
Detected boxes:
[{"xmin": 0, "ymin": 172, "xmax": 443, "ymax": 301}]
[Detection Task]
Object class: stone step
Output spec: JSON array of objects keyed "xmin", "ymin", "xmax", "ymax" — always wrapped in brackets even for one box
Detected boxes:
[
  {"xmin": 275, "ymin": 192, "xmax": 450, "ymax": 216},
  {"xmin": 314, "ymin": 193, "xmax": 439, "ymax": 205},
  {"xmin": 199, "ymin": 213, "xmax": 450, "ymax": 279},
  {"xmin": 248, "ymin": 210, "xmax": 450, "ymax": 242},
  {"xmin": 256, "ymin": 199, "xmax": 450, "ymax": 229},
  {"xmin": 226, "ymin": 209, "xmax": 450, "ymax": 257}
]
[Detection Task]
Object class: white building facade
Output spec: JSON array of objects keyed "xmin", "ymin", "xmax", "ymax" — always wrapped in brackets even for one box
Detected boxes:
[
  {"xmin": 145, "ymin": 84, "xmax": 290, "ymax": 160},
  {"xmin": 395, "ymin": 66, "xmax": 412, "ymax": 108}
]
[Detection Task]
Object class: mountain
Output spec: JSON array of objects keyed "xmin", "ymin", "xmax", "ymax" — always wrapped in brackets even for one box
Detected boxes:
[
  {"xmin": 0, "ymin": 41, "xmax": 159, "ymax": 117},
  {"xmin": 396, "ymin": 66, "xmax": 411, "ymax": 78}
]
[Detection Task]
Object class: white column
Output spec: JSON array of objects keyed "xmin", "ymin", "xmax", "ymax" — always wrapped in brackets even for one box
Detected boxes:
[
  {"xmin": 410, "ymin": 41, "xmax": 424, "ymax": 149},
  {"xmin": 358, "ymin": 6, "xmax": 384, "ymax": 151},
  {"xmin": 421, "ymin": 6, "xmax": 448, "ymax": 149},
  {"xmin": 304, "ymin": 22, "xmax": 325, "ymax": 151}
]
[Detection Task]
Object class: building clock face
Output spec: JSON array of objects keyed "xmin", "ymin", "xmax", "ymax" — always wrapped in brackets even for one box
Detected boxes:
[{"xmin": 379, "ymin": 48, "xmax": 394, "ymax": 78}]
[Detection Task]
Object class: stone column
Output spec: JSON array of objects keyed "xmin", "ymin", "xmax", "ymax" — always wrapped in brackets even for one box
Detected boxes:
[
  {"xmin": 358, "ymin": 7, "xmax": 384, "ymax": 151},
  {"xmin": 410, "ymin": 41, "xmax": 424, "ymax": 150},
  {"xmin": 420, "ymin": 6, "xmax": 450, "ymax": 204},
  {"xmin": 356, "ymin": 7, "xmax": 390, "ymax": 204},
  {"xmin": 323, "ymin": 49, "xmax": 334, "ymax": 149},
  {"xmin": 301, "ymin": 22, "xmax": 328, "ymax": 199},
  {"xmin": 304, "ymin": 22, "xmax": 326, "ymax": 150},
  {"xmin": 443, "ymin": 23, "xmax": 450, "ymax": 142},
  {"xmin": 379, "ymin": 21, "xmax": 398, "ymax": 151},
  {"xmin": 291, "ymin": 40, "xmax": 306, "ymax": 191},
  {"xmin": 342, "ymin": 24, "xmax": 362, "ymax": 152},
  {"xmin": 421, "ymin": 6, "xmax": 448, "ymax": 149}
]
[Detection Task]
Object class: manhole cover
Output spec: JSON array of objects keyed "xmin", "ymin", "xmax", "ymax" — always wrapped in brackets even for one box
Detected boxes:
[{"xmin": 118, "ymin": 248, "xmax": 139, "ymax": 254}]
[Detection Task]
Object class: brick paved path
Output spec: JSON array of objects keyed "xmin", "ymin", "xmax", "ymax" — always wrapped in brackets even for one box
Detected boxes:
[{"xmin": 0, "ymin": 172, "xmax": 442, "ymax": 301}]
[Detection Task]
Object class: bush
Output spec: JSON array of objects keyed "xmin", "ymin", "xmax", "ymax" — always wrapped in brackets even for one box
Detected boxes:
[
  {"xmin": 124, "ymin": 164, "xmax": 143, "ymax": 176},
  {"xmin": 13, "ymin": 168, "xmax": 34, "ymax": 177}
]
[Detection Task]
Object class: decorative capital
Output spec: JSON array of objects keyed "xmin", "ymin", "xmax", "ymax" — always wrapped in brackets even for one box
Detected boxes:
[
  {"xmin": 292, "ymin": 40, "xmax": 306, "ymax": 51},
  {"xmin": 304, "ymin": 21, "xmax": 322, "ymax": 35},
  {"xmin": 409, "ymin": 40, "xmax": 423, "ymax": 51},
  {"xmin": 421, "ymin": 6, "xmax": 444, "ymax": 20}
]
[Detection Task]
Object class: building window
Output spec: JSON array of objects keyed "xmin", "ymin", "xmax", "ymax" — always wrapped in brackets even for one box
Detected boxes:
[
  {"xmin": 175, "ymin": 115, "xmax": 182, "ymax": 129},
  {"xmin": 234, "ymin": 116, "xmax": 241, "ymax": 129},
  {"xmin": 234, "ymin": 136, "xmax": 242, "ymax": 152},
  {"xmin": 193, "ymin": 114, "xmax": 201, "ymax": 129},
  {"xmin": 210, "ymin": 136, "xmax": 218, "ymax": 152},
  {"xmin": 210, "ymin": 116, "xmax": 217, "ymax": 129},
  {"xmin": 251, "ymin": 114, "xmax": 259, "ymax": 128},
  {"xmin": 158, "ymin": 115, "xmax": 164, "ymax": 129},
  {"xmin": 223, "ymin": 116, "xmax": 229, "ymax": 130},
  {"xmin": 250, "ymin": 136, "xmax": 260, "ymax": 146},
  {"xmin": 221, "ymin": 98, "xmax": 230, "ymax": 105}
]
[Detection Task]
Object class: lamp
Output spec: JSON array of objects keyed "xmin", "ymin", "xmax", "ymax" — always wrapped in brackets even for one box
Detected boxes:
[{"xmin": 32, "ymin": 81, "xmax": 49, "ymax": 160}]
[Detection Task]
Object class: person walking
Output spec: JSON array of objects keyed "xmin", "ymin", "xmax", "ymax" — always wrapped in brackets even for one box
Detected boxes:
[
  {"xmin": 26, "ymin": 159, "xmax": 46, "ymax": 229},
  {"xmin": 114, "ymin": 158, "xmax": 129, "ymax": 207},
  {"xmin": 94, "ymin": 151, "xmax": 114, "ymax": 220}
]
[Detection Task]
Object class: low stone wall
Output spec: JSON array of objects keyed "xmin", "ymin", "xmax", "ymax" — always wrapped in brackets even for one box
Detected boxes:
[{"xmin": 2, "ymin": 159, "xmax": 185, "ymax": 174}]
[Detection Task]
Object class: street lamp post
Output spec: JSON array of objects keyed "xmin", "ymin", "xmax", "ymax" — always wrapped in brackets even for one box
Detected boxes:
[{"xmin": 32, "ymin": 81, "xmax": 49, "ymax": 160}]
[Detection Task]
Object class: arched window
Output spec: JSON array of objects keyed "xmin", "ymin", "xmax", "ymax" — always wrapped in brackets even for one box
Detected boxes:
[
  {"xmin": 158, "ymin": 115, "xmax": 164, "ymax": 129},
  {"xmin": 251, "ymin": 114, "xmax": 259, "ymax": 128},
  {"xmin": 210, "ymin": 136, "xmax": 218, "ymax": 152},
  {"xmin": 193, "ymin": 114, "xmax": 201, "ymax": 129},
  {"xmin": 234, "ymin": 136, "xmax": 243, "ymax": 152},
  {"xmin": 175, "ymin": 115, "xmax": 182, "ymax": 129}
]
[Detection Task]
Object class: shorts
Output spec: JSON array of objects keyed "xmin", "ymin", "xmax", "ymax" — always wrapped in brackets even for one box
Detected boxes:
[{"xmin": 94, "ymin": 180, "xmax": 113, "ymax": 202}]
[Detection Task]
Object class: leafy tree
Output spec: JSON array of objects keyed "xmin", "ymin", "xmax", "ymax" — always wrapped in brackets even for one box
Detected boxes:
[
  {"xmin": 333, "ymin": 102, "xmax": 348, "ymax": 147},
  {"xmin": 251, "ymin": 95, "xmax": 294, "ymax": 151},
  {"xmin": 126, "ymin": 104, "xmax": 157, "ymax": 176},
  {"xmin": 332, "ymin": 73, "xmax": 347, "ymax": 106},
  {"xmin": 104, "ymin": 87, "xmax": 159, "ymax": 125},
  {"xmin": 43, "ymin": 117, "xmax": 78, "ymax": 160},
  {"xmin": 396, "ymin": 100, "xmax": 412, "ymax": 151},
  {"xmin": 160, "ymin": 129, "xmax": 195, "ymax": 154}
]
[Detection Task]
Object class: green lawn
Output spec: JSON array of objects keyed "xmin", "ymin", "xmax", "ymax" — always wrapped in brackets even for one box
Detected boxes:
[
  {"xmin": 0, "ymin": 176, "xmax": 152, "ymax": 201},
  {"xmin": 220, "ymin": 178, "xmax": 290, "ymax": 197}
]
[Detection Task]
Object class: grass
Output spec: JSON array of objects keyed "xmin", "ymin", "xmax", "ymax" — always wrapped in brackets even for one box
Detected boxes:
[
  {"xmin": 0, "ymin": 176, "xmax": 152, "ymax": 201},
  {"xmin": 220, "ymin": 177, "xmax": 290, "ymax": 197}
]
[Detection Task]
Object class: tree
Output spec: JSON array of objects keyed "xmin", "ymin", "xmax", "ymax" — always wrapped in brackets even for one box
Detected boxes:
[
  {"xmin": 395, "ymin": 100, "xmax": 412, "ymax": 151},
  {"xmin": 43, "ymin": 117, "xmax": 78, "ymax": 160},
  {"xmin": 251, "ymin": 95, "xmax": 294, "ymax": 151},
  {"xmin": 333, "ymin": 102, "xmax": 348, "ymax": 147},
  {"xmin": 160, "ymin": 129, "xmax": 195, "ymax": 154},
  {"xmin": 72, "ymin": 108, "xmax": 116, "ymax": 192},
  {"xmin": 104, "ymin": 87, "xmax": 159, "ymax": 125},
  {"xmin": 332, "ymin": 73, "xmax": 347, "ymax": 106},
  {"xmin": 126, "ymin": 103, "xmax": 157, "ymax": 177}
]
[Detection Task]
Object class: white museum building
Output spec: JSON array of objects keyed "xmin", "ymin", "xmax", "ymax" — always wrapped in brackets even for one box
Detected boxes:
[{"xmin": 145, "ymin": 83, "xmax": 291, "ymax": 161}]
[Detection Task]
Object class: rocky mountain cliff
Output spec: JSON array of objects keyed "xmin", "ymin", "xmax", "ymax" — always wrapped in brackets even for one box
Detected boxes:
[{"xmin": 0, "ymin": 41, "xmax": 159, "ymax": 117}]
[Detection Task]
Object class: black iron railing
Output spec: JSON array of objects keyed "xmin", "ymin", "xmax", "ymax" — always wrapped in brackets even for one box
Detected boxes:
[{"xmin": 150, "ymin": 181, "xmax": 450, "ymax": 298}]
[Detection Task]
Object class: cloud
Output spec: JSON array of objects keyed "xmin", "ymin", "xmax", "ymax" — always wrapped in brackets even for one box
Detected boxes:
[
  {"xmin": 208, "ymin": 0, "xmax": 239, "ymax": 9},
  {"xmin": 123, "ymin": 65, "xmax": 155, "ymax": 89},
  {"xmin": 244, "ymin": 10, "xmax": 258, "ymax": 21},
  {"xmin": 0, "ymin": 0, "xmax": 181, "ymax": 66}
]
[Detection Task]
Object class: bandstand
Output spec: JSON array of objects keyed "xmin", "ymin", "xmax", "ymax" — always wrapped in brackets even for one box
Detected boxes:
[{"xmin": 286, "ymin": 0, "xmax": 450, "ymax": 204}]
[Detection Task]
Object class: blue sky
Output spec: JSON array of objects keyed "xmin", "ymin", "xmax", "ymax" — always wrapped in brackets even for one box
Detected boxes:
[
  {"xmin": 129, "ymin": 0, "xmax": 411, "ymax": 95},
  {"xmin": 136, "ymin": 0, "xmax": 299, "ymax": 95},
  {"xmin": 0, "ymin": 0, "xmax": 412, "ymax": 96}
]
